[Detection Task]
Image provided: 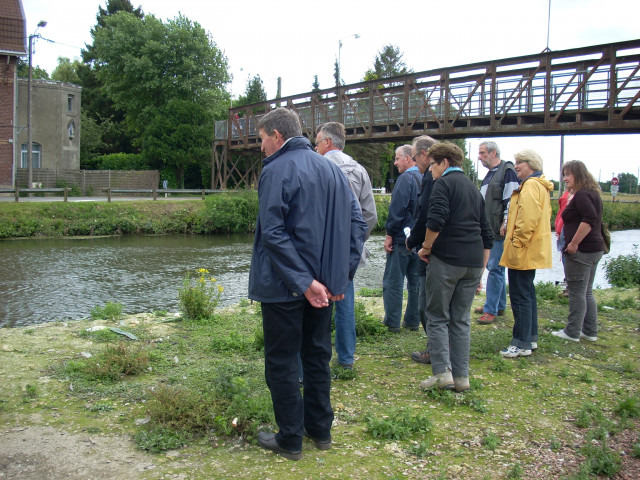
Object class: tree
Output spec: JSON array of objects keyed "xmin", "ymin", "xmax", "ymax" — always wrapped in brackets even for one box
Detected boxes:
[
  {"xmin": 235, "ymin": 74, "xmax": 267, "ymax": 108},
  {"xmin": 617, "ymin": 172, "xmax": 639, "ymax": 194},
  {"xmin": 334, "ymin": 59, "xmax": 340, "ymax": 87},
  {"xmin": 312, "ymin": 75, "xmax": 320, "ymax": 92},
  {"xmin": 79, "ymin": 0, "xmax": 145, "ymax": 156},
  {"xmin": 51, "ymin": 57, "xmax": 82, "ymax": 84},
  {"xmin": 363, "ymin": 44, "xmax": 410, "ymax": 81},
  {"xmin": 17, "ymin": 59, "xmax": 49, "ymax": 79}
]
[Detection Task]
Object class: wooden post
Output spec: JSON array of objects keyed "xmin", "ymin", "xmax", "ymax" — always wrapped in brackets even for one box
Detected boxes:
[
  {"xmin": 201, "ymin": 189, "xmax": 205, "ymax": 200},
  {"xmin": 153, "ymin": 188, "xmax": 157, "ymax": 201},
  {"xmin": 64, "ymin": 187, "xmax": 68, "ymax": 202},
  {"xmin": 107, "ymin": 188, "xmax": 111, "ymax": 203},
  {"xmin": 14, "ymin": 187, "xmax": 19, "ymax": 202}
]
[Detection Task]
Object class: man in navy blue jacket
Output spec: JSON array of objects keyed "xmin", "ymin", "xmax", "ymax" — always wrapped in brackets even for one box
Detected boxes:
[
  {"xmin": 383, "ymin": 145, "xmax": 422, "ymax": 332},
  {"xmin": 249, "ymin": 108, "xmax": 367, "ymax": 460}
]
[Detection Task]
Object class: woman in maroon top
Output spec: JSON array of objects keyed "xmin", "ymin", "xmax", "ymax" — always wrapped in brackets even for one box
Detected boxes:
[{"xmin": 552, "ymin": 160, "xmax": 605, "ymax": 342}]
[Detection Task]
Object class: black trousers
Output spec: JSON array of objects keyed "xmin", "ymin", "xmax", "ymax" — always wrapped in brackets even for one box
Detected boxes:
[{"xmin": 262, "ymin": 300, "xmax": 334, "ymax": 450}]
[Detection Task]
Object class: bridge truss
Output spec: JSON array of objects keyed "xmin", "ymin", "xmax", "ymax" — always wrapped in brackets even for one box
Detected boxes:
[{"xmin": 212, "ymin": 39, "xmax": 640, "ymax": 189}]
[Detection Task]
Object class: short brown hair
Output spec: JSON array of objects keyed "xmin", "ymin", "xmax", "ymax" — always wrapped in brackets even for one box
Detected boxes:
[{"xmin": 427, "ymin": 142, "xmax": 464, "ymax": 167}]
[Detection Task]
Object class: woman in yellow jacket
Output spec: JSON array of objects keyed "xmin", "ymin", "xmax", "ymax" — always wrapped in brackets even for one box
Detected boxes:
[{"xmin": 499, "ymin": 149, "xmax": 553, "ymax": 358}]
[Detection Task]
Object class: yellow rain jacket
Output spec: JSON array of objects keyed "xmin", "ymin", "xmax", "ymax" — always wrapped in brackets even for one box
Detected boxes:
[{"xmin": 500, "ymin": 174, "xmax": 554, "ymax": 270}]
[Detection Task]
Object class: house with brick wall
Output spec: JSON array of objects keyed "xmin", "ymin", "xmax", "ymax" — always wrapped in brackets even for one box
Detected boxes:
[{"xmin": 0, "ymin": 0, "xmax": 26, "ymax": 188}]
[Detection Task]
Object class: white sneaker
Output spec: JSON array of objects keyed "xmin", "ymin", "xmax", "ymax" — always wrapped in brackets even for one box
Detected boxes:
[
  {"xmin": 580, "ymin": 332, "xmax": 598, "ymax": 342},
  {"xmin": 531, "ymin": 342, "xmax": 538, "ymax": 350},
  {"xmin": 500, "ymin": 345, "xmax": 532, "ymax": 358},
  {"xmin": 552, "ymin": 329, "xmax": 579, "ymax": 342}
]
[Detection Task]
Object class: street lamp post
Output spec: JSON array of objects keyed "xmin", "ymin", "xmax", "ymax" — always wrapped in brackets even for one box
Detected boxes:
[
  {"xmin": 27, "ymin": 20, "xmax": 47, "ymax": 191},
  {"xmin": 337, "ymin": 34, "xmax": 359, "ymax": 86}
]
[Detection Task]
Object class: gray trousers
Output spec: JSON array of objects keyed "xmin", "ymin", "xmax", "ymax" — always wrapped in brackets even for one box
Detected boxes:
[
  {"xmin": 425, "ymin": 255, "xmax": 483, "ymax": 378},
  {"xmin": 563, "ymin": 250, "xmax": 603, "ymax": 338}
]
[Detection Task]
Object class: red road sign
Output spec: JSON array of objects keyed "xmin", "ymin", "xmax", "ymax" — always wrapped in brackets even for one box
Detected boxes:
[{"xmin": 611, "ymin": 177, "xmax": 619, "ymax": 186}]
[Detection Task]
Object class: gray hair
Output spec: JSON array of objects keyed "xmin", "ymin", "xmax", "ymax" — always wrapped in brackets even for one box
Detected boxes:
[
  {"xmin": 480, "ymin": 140, "xmax": 501, "ymax": 158},
  {"xmin": 514, "ymin": 149, "xmax": 543, "ymax": 172},
  {"xmin": 412, "ymin": 135, "xmax": 437, "ymax": 154},
  {"xmin": 396, "ymin": 144, "xmax": 413, "ymax": 158},
  {"xmin": 257, "ymin": 108, "xmax": 302, "ymax": 140},
  {"xmin": 317, "ymin": 122, "xmax": 345, "ymax": 150}
]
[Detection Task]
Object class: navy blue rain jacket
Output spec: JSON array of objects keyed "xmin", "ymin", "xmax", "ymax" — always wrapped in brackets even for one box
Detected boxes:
[{"xmin": 248, "ymin": 136, "xmax": 368, "ymax": 303}]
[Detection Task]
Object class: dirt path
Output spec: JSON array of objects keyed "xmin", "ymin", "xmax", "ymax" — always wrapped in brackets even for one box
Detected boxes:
[{"xmin": 0, "ymin": 426, "xmax": 157, "ymax": 480}]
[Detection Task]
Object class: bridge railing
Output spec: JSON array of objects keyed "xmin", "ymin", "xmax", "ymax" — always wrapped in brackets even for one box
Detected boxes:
[{"xmin": 215, "ymin": 39, "xmax": 640, "ymax": 147}]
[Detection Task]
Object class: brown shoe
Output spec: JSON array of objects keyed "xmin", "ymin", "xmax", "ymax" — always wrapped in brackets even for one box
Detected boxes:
[
  {"xmin": 411, "ymin": 350, "xmax": 431, "ymax": 364},
  {"xmin": 477, "ymin": 313, "xmax": 496, "ymax": 325},
  {"xmin": 473, "ymin": 306, "xmax": 484, "ymax": 314}
]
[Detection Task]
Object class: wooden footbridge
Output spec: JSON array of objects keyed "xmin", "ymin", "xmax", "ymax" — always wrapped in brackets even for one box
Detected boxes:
[{"xmin": 212, "ymin": 39, "xmax": 640, "ymax": 189}]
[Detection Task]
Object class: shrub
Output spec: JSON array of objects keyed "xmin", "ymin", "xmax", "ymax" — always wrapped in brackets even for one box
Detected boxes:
[
  {"xmin": 90, "ymin": 301, "xmax": 124, "ymax": 321},
  {"xmin": 604, "ymin": 246, "xmax": 640, "ymax": 287},
  {"xmin": 178, "ymin": 268, "xmax": 222, "ymax": 321},
  {"xmin": 354, "ymin": 301, "xmax": 388, "ymax": 339},
  {"xmin": 365, "ymin": 409, "xmax": 432, "ymax": 440},
  {"xmin": 535, "ymin": 281, "xmax": 563, "ymax": 301}
]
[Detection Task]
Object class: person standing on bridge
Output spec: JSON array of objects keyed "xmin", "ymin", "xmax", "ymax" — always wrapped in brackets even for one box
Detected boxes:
[
  {"xmin": 249, "ymin": 108, "xmax": 367, "ymax": 460},
  {"xmin": 475, "ymin": 141, "xmax": 519, "ymax": 325},
  {"xmin": 315, "ymin": 122, "xmax": 378, "ymax": 372},
  {"xmin": 383, "ymin": 145, "xmax": 422, "ymax": 332}
]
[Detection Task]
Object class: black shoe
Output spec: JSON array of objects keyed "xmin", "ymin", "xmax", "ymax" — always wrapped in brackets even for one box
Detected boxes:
[
  {"xmin": 411, "ymin": 350, "xmax": 431, "ymax": 364},
  {"xmin": 257, "ymin": 432, "xmax": 302, "ymax": 460},
  {"xmin": 387, "ymin": 326, "xmax": 401, "ymax": 333},
  {"xmin": 402, "ymin": 324, "xmax": 420, "ymax": 331},
  {"xmin": 303, "ymin": 429, "xmax": 332, "ymax": 450},
  {"xmin": 498, "ymin": 309, "xmax": 506, "ymax": 316}
]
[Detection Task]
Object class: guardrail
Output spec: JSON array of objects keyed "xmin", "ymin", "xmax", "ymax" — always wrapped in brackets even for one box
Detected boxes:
[
  {"xmin": 102, "ymin": 188, "xmax": 227, "ymax": 202},
  {"xmin": 0, "ymin": 188, "xmax": 71, "ymax": 202}
]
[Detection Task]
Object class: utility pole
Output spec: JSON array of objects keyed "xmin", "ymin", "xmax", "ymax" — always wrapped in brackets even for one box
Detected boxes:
[{"xmin": 27, "ymin": 20, "xmax": 47, "ymax": 191}]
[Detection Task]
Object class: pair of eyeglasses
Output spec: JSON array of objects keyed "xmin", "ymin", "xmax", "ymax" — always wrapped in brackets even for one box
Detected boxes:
[
  {"xmin": 315, "ymin": 138, "xmax": 327, "ymax": 147},
  {"xmin": 429, "ymin": 161, "xmax": 436, "ymax": 167},
  {"xmin": 412, "ymin": 153, "xmax": 420, "ymax": 162}
]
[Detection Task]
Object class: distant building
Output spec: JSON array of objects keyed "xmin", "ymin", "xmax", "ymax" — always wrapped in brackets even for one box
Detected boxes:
[
  {"xmin": 16, "ymin": 78, "xmax": 82, "ymax": 173},
  {"xmin": 0, "ymin": 0, "xmax": 26, "ymax": 188}
]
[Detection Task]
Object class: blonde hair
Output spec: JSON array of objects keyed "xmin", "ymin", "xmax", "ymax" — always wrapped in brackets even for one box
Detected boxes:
[{"xmin": 514, "ymin": 149, "xmax": 543, "ymax": 172}]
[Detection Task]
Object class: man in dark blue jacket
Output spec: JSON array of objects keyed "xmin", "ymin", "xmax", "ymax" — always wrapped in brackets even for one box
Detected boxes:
[
  {"xmin": 249, "ymin": 108, "xmax": 367, "ymax": 460},
  {"xmin": 383, "ymin": 145, "xmax": 422, "ymax": 332}
]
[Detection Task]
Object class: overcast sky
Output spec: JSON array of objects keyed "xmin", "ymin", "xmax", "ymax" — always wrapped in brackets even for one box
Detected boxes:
[{"xmin": 21, "ymin": 0, "xmax": 640, "ymax": 182}]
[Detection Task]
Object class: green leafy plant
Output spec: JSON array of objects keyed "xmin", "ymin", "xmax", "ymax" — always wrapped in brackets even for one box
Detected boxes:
[
  {"xmin": 535, "ymin": 281, "xmax": 562, "ymax": 301},
  {"xmin": 178, "ymin": 268, "xmax": 223, "ymax": 321},
  {"xmin": 90, "ymin": 301, "xmax": 124, "ymax": 321},
  {"xmin": 614, "ymin": 396, "xmax": 640, "ymax": 418},
  {"xmin": 482, "ymin": 430, "xmax": 500, "ymax": 450},
  {"xmin": 354, "ymin": 301, "xmax": 388, "ymax": 339},
  {"xmin": 604, "ymin": 246, "xmax": 640, "ymax": 287},
  {"xmin": 63, "ymin": 341, "xmax": 150, "ymax": 382},
  {"xmin": 134, "ymin": 426, "xmax": 191, "ymax": 453},
  {"xmin": 581, "ymin": 440, "xmax": 621, "ymax": 476},
  {"xmin": 364, "ymin": 409, "xmax": 431, "ymax": 440},
  {"xmin": 357, "ymin": 287, "xmax": 383, "ymax": 297}
]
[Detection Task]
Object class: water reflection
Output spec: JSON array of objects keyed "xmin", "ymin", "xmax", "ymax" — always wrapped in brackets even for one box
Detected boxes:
[{"xmin": 0, "ymin": 230, "xmax": 637, "ymax": 328}]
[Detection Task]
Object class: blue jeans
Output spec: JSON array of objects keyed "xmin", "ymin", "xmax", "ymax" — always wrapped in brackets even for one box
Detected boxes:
[
  {"xmin": 507, "ymin": 269, "xmax": 538, "ymax": 349},
  {"xmin": 425, "ymin": 255, "xmax": 482, "ymax": 377},
  {"xmin": 262, "ymin": 300, "xmax": 334, "ymax": 451},
  {"xmin": 383, "ymin": 245, "xmax": 420, "ymax": 329},
  {"xmin": 483, "ymin": 238, "xmax": 507, "ymax": 315},
  {"xmin": 563, "ymin": 250, "xmax": 603, "ymax": 338},
  {"xmin": 333, "ymin": 279, "xmax": 356, "ymax": 365}
]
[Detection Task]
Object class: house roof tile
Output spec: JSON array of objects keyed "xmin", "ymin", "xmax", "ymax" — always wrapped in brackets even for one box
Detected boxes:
[{"xmin": 0, "ymin": 0, "xmax": 26, "ymax": 55}]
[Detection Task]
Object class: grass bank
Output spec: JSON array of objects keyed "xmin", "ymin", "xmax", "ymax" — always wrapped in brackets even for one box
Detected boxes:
[
  {"xmin": 1, "ymin": 193, "xmax": 639, "ymax": 239},
  {"xmin": 1, "ymin": 286, "xmax": 639, "ymax": 479}
]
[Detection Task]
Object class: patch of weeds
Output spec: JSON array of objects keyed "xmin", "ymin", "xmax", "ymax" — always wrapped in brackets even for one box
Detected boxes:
[
  {"xmin": 490, "ymin": 356, "xmax": 514, "ymax": 373},
  {"xmin": 178, "ymin": 268, "xmax": 222, "ymax": 321},
  {"xmin": 506, "ymin": 463, "xmax": 524, "ymax": 479},
  {"xmin": 470, "ymin": 328, "xmax": 512, "ymax": 359},
  {"xmin": 85, "ymin": 402, "xmax": 115, "ymax": 413},
  {"xmin": 558, "ymin": 367, "xmax": 570, "ymax": 378},
  {"xmin": 153, "ymin": 310, "xmax": 168, "ymax": 317},
  {"xmin": 85, "ymin": 426, "xmax": 101, "ymax": 434},
  {"xmin": 604, "ymin": 247, "xmax": 640, "ymax": 288},
  {"xmin": 210, "ymin": 330, "xmax": 254, "ymax": 353},
  {"xmin": 408, "ymin": 439, "xmax": 430, "ymax": 458},
  {"xmin": 632, "ymin": 434, "xmax": 640, "ymax": 458},
  {"xmin": 91, "ymin": 301, "xmax": 124, "ymax": 321},
  {"xmin": 482, "ymin": 430, "xmax": 500, "ymax": 450},
  {"xmin": 423, "ymin": 386, "xmax": 487, "ymax": 413},
  {"xmin": 577, "ymin": 371, "xmax": 593, "ymax": 384},
  {"xmin": 549, "ymin": 436, "xmax": 562, "ymax": 450},
  {"xmin": 145, "ymin": 384, "xmax": 215, "ymax": 435},
  {"xmin": 331, "ymin": 364, "xmax": 357, "ymax": 380},
  {"xmin": 364, "ymin": 409, "xmax": 431, "ymax": 440},
  {"xmin": 62, "ymin": 341, "xmax": 150, "ymax": 382},
  {"xmin": 614, "ymin": 396, "xmax": 640, "ymax": 418},
  {"xmin": 22, "ymin": 329, "xmax": 35, "ymax": 335},
  {"xmin": 134, "ymin": 425, "xmax": 191, "ymax": 453},
  {"xmin": 358, "ymin": 287, "xmax": 383, "ymax": 297},
  {"xmin": 78, "ymin": 328, "xmax": 119, "ymax": 343},
  {"xmin": 581, "ymin": 440, "xmax": 621, "ymax": 476},
  {"xmin": 22, "ymin": 384, "xmax": 38, "ymax": 401},
  {"xmin": 575, "ymin": 403, "xmax": 603, "ymax": 428},
  {"xmin": 253, "ymin": 324, "xmax": 264, "ymax": 350},
  {"xmin": 535, "ymin": 281, "xmax": 562, "ymax": 301},
  {"xmin": 354, "ymin": 301, "xmax": 388, "ymax": 339},
  {"xmin": 238, "ymin": 298, "xmax": 250, "ymax": 307}
]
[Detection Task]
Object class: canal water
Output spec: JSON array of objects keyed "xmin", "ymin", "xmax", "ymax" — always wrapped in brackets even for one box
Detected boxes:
[{"xmin": 1, "ymin": 231, "xmax": 638, "ymax": 328}]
